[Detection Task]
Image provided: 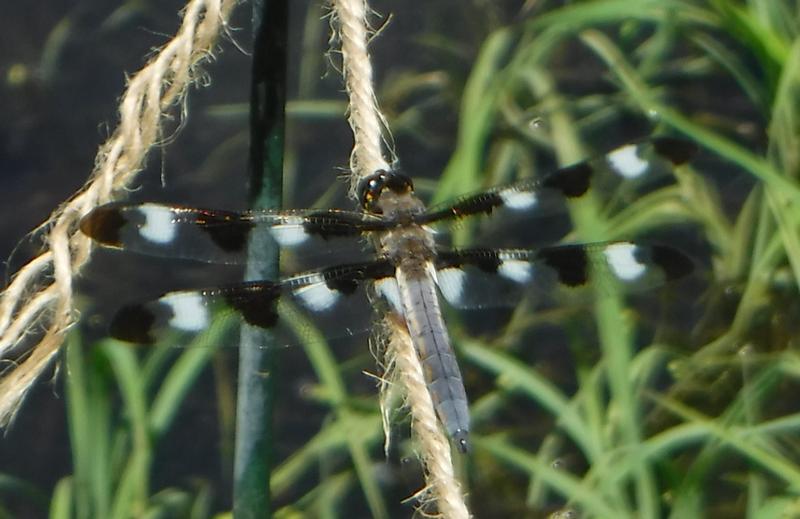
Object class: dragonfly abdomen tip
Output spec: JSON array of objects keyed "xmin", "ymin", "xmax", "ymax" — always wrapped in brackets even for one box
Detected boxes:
[{"xmin": 452, "ymin": 430, "xmax": 470, "ymax": 454}]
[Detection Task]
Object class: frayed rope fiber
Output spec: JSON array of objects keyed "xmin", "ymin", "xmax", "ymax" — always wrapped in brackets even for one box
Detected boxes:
[{"xmin": 0, "ymin": 0, "xmax": 238, "ymax": 426}]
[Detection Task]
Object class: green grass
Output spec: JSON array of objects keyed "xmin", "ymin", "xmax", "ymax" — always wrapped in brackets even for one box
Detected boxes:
[{"xmin": 4, "ymin": 0, "xmax": 800, "ymax": 517}]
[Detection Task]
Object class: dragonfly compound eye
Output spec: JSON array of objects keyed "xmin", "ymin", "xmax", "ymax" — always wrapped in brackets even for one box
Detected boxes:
[{"xmin": 358, "ymin": 170, "xmax": 413, "ymax": 212}]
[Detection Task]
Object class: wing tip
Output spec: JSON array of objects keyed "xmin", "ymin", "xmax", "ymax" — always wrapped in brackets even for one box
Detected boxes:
[
  {"xmin": 109, "ymin": 303, "xmax": 158, "ymax": 343},
  {"xmin": 652, "ymin": 136, "xmax": 698, "ymax": 166},
  {"xmin": 80, "ymin": 204, "xmax": 127, "ymax": 248},
  {"xmin": 650, "ymin": 244, "xmax": 694, "ymax": 280}
]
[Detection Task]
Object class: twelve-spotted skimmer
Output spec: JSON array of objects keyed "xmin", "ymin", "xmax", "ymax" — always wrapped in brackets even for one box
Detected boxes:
[{"xmin": 80, "ymin": 137, "xmax": 696, "ymax": 453}]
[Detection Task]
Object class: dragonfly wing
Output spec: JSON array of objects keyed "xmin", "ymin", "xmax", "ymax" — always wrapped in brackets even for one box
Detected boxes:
[
  {"xmin": 80, "ymin": 203, "xmax": 389, "ymax": 265},
  {"xmin": 419, "ymin": 137, "xmax": 697, "ymax": 241},
  {"xmin": 435, "ymin": 241, "xmax": 693, "ymax": 310},
  {"xmin": 108, "ymin": 259, "xmax": 396, "ymax": 347}
]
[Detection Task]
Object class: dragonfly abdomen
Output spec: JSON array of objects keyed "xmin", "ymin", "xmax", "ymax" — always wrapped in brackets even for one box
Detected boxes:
[{"xmin": 396, "ymin": 263, "xmax": 470, "ymax": 453}]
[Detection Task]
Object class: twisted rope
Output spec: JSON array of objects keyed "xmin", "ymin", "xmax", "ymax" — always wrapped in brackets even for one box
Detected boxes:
[
  {"xmin": 0, "ymin": 0, "xmax": 238, "ymax": 426},
  {"xmin": 388, "ymin": 322, "xmax": 470, "ymax": 518},
  {"xmin": 330, "ymin": 0, "xmax": 469, "ymax": 516},
  {"xmin": 330, "ymin": 0, "xmax": 391, "ymax": 194}
]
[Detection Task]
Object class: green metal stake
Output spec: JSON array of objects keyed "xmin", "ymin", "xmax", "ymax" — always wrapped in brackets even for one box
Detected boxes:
[{"xmin": 233, "ymin": 0, "xmax": 288, "ymax": 517}]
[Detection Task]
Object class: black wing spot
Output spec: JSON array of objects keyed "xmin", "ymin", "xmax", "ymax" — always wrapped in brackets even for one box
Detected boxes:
[
  {"xmin": 225, "ymin": 283, "xmax": 281, "ymax": 329},
  {"xmin": 538, "ymin": 245, "xmax": 590, "ymax": 286},
  {"xmin": 80, "ymin": 205, "xmax": 128, "ymax": 247},
  {"xmin": 326, "ymin": 276, "xmax": 359, "ymax": 295},
  {"xmin": 304, "ymin": 212, "xmax": 369, "ymax": 240},
  {"xmin": 192, "ymin": 210, "xmax": 254, "ymax": 253},
  {"xmin": 110, "ymin": 303, "xmax": 158, "ymax": 343},
  {"xmin": 542, "ymin": 162, "xmax": 593, "ymax": 198},
  {"xmin": 454, "ymin": 192, "xmax": 504, "ymax": 217},
  {"xmin": 322, "ymin": 261, "xmax": 395, "ymax": 294},
  {"xmin": 436, "ymin": 249, "xmax": 502, "ymax": 273},
  {"xmin": 469, "ymin": 250, "xmax": 502, "ymax": 273},
  {"xmin": 647, "ymin": 245, "xmax": 694, "ymax": 280},
  {"xmin": 203, "ymin": 221, "xmax": 254, "ymax": 252},
  {"xmin": 652, "ymin": 137, "xmax": 698, "ymax": 166}
]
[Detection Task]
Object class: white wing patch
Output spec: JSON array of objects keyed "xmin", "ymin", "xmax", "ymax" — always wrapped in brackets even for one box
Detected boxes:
[
  {"xmin": 375, "ymin": 278, "xmax": 402, "ymax": 313},
  {"xmin": 163, "ymin": 293, "xmax": 209, "ymax": 331},
  {"xmin": 608, "ymin": 144, "xmax": 649, "ymax": 179},
  {"xmin": 436, "ymin": 267, "xmax": 467, "ymax": 306},
  {"xmin": 294, "ymin": 274, "xmax": 340, "ymax": 311},
  {"xmin": 138, "ymin": 205, "xmax": 177, "ymax": 244},
  {"xmin": 497, "ymin": 259, "xmax": 533, "ymax": 284},
  {"xmin": 270, "ymin": 216, "xmax": 309, "ymax": 246},
  {"xmin": 500, "ymin": 189, "xmax": 538, "ymax": 210},
  {"xmin": 604, "ymin": 243, "xmax": 646, "ymax": 281}
]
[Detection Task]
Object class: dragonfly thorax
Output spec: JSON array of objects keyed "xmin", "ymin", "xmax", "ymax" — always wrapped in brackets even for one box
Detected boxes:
[{"xmin": 379, "ymin": 224, "xmax": 436, "ymax": 265}]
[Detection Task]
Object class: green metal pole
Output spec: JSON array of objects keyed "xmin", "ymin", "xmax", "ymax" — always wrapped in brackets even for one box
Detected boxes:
[{"xmin": 233, "ymin": 0, "xmax": 288, "ymax": 517}]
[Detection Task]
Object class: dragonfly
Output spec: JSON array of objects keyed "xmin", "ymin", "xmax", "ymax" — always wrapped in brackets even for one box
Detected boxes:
[{"xmin": 79, "ymin": 136, "xmax": 697, "ymax": 453}]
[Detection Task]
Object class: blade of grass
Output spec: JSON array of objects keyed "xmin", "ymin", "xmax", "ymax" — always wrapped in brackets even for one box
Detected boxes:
[
  {"xmin": 65, "ymin": 332, "xmax": 112, "ymax": 518},
  {"xmin": 310, "ymin": 471, "xmax": 354, "ymax": 519},
  {"xmin": 477, "ymin": 436, "xmax": 624, "ymax": 518},
  {"xmin": 527, "ymin": 0, "xmax": 717, "ymax": 34},
  {"xmin": 706, "ymin": 0, "xmax": 789, "ymax": 81},
  {"xmin": 458, "ymin": 338, "xmax": 598, "ymax": 462},
  {"xmin": 278, "ymin": 302, "xmax": 389, "ymax": 519},
  {"xmin": 149, "ymin": 316, "xmax": 237, "ymax": 437},
  {"xmin": 580, "ymin": 29, "xmax": 800, "ymax": 204},
  {"xmin": 271, "ymin": 414, "xmax": 383, "ymax": 498},
  {"xmin": 653, "ymin": 394, "xmax": 800, "ymax": 490},
  {"xmin": 102, "ymin": 341, "xmax": 152, "ymax": 519},
  {"xmin": 765, "ymin": 39, "xmax": 800, "ymax": 286},
  {"xmin": 48, "ymin": 477, "xmax": 73, "ymax": 519},
  {"xmin": 643, "ymin": 363, "xmax": 792, "ymax": 497},
  {"xmin": 528, "ymin": 62, "xmax": 659, "ymax": 516},
  {"xmin": 690, "ymin": 31, "xmax": 769, "ymax": 112},
  {"xmin": 0, "ymin": 473, "xmax": 48, "ymax": 514},
  {"xmin": 741, "ymin": 347, "xmax": 768, "ymax": 518},
  {"xmin": 435, "ymin": 27, "xmax": 515, "ymax": 205}
]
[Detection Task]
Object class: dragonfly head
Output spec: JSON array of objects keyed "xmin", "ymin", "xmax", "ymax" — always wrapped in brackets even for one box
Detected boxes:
[{"xmin": 357, "ymin": 170, "xmax": 415, "ymax": 214}]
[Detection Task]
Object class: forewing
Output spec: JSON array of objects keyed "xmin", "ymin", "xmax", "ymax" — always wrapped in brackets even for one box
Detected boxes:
[
  {"xmin": 435, "ymin": 241, "xmax": 693, "ymax": 310},
  {"xmin": 80, "ymin": 203, "xmax": 389, "ymax": 265}
]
